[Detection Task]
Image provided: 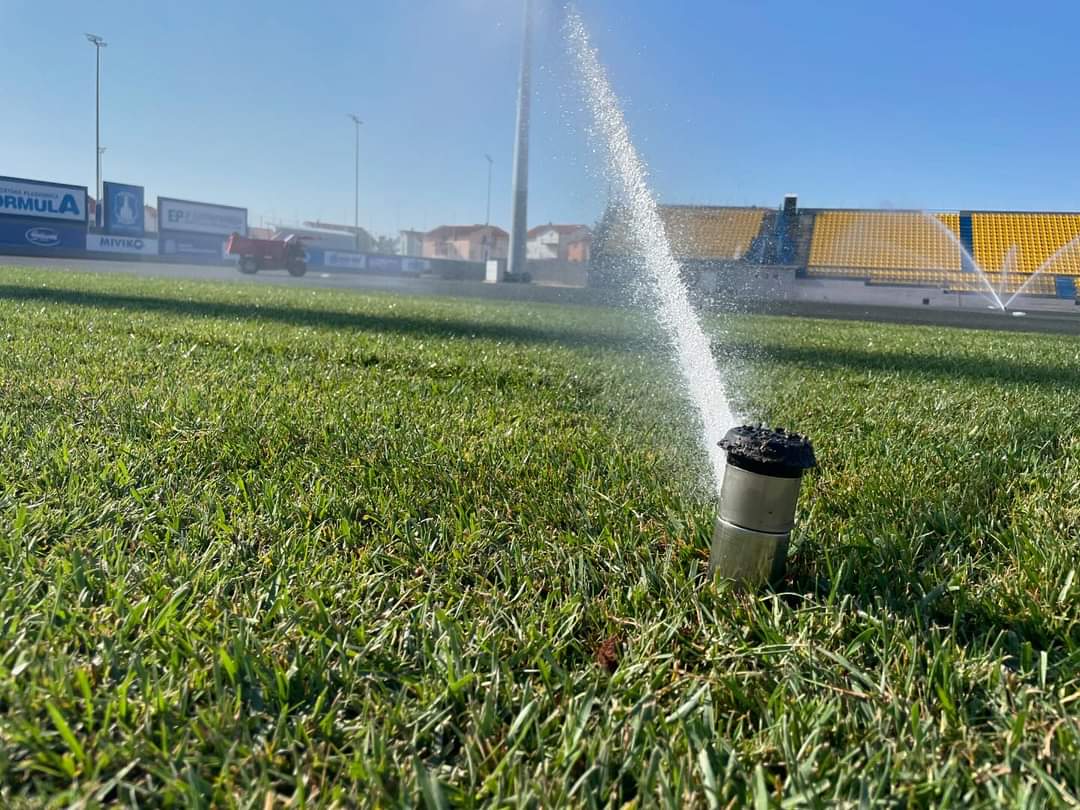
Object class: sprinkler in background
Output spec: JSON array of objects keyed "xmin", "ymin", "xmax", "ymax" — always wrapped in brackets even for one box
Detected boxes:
[{"xmin": 710, "ymin": 426, "xmax": 816, "ymax": 589}]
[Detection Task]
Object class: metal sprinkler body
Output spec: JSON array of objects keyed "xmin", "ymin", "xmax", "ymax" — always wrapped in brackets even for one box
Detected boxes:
[{"xmin": 710, "ymin": 426, "xmax": 816, "ymax": 588}]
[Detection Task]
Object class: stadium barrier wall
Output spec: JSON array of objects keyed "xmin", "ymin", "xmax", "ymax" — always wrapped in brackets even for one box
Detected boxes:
[
  {"xmin": 0, "ymin": 176, "xmax": 90, "ymax": 258},
  {"xmin": 525, "ymin": 259, "xmax": 589, "ymax": 288}
]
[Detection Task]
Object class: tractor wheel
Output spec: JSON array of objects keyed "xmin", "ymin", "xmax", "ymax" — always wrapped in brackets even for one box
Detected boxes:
[
  {"xmin": 287, "ymin": 260, "xmax": 307, "ymax": 277},
  {"xmin": 239, "ymin": 256, "xmax": 258, "ymax": 274}
]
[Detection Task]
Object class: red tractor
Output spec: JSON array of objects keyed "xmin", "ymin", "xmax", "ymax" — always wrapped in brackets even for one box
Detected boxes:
[{"xmin": 226, "ymin": 233, "xmax": 308, "ymax": 277}]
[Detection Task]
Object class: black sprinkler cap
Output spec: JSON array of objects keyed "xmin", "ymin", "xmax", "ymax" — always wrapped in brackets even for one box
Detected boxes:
[{"xmin": 719, "ymin": 425, "xmax": 817, "ymax": 478}]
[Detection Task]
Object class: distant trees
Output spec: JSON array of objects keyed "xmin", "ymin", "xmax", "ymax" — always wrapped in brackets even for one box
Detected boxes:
[{"xmin": 373, "ymin": 235, "xmax": 399, "ymax": 255}]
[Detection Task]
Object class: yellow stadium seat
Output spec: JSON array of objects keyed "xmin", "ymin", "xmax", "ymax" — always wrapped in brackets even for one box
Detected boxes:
[
  {"xmin": 601, "ymin": 206, "xmax": 766, "ymax": 263},
  {"xmin": 808, "ymin": 211, "xmax": 962, "ymax": 282},
  {"xmin": 658, "ymin": 207, "xmax": 766, "ymax": 260},
  {"xmin": 972, "ymin": 213, "xmax": 1080, "ymax": 278}
]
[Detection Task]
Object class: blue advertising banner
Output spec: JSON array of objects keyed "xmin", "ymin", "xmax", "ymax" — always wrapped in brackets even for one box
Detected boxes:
[
  {"xmin": 104, "ymin": 182, "xmax": 145, "ymax": 236},
  {"xmin": 0, "ymin": 219, "xmax": 87, "ymax": 251},
  {"xmin": 320, "ymin": 251, "xmax": 367, "ymax": 270},
  {"xmin": 368, "ymin": 255, "xmax": 402, "ymax": 274},
  {"xmin": 159, "ymin": 231, "xmax": 228, "ymax": 262},
  {"xmin": 401, "ymin": 257, "xmax": 431, "ymax": 274}
]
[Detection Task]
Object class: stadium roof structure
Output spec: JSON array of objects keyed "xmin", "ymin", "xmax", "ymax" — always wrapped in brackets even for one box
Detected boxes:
[
  {"xmin": 527, "ymin": 223, "xmax": 591, "ymax": 238},
  {"xmin": 426, "ymin": 224, "xmax": 509, "ymax": 239},
  {"xmin": 301, "ymin": 220, "xmax": 374, "ymax": 241}
]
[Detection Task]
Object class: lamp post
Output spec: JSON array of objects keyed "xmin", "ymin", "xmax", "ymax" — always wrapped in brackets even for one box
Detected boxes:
[
  {"xmin": 507, "ymin": 0, "xmax": 533, "ymax": 278},
  {"xmin": 86, "ymin": 33, "xmax": 107, "ymax": 227},
  {"xmin": 347, "ymin": 114, "xmax": 362, "ymax": 251},
  {"xmin": 484, "ymin": 154, "xmax": 494, "ymax": 226}
]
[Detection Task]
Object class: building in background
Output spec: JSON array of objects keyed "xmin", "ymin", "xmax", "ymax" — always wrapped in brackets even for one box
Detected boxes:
[
  {"xmin": 399, "ymin": 229, "xmax": 425, "ymax": 257},
  {"xmin": 302, "ymin": 220, "xmax": 374, "ymax": 253},
  {"xmin": 272, "ymin": 225, "xmax": 365, "ymax": 252},
  {"xmin": 422, "ymin": 225, "xmax": 508, "ymax": 262},
  {"xmin": 566, "ymin": 233, "xmax": 591, "ymax": 263},
  {"xmin": 527, "ymin": 224, "xmax": 592, "ymax": 263}
]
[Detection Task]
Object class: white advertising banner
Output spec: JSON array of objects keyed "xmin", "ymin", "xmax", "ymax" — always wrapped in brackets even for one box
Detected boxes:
[
  {"xmin": 0, "ymin": 177, "xmax": 87, "ymax": 222},
  {"xmin": 86, "ymin": 234, "xmax": 159, "ymax": 255},
  {"xmin": 158, "ymin": 197, "xmax": 247, "ymax": 236}
]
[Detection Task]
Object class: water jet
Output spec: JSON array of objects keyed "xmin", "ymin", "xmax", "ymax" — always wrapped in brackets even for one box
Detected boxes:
[
  {"xmin": 710, "ymin": 425, "xmax": 816, "ymax": 588},
  {"xmin": 566, "ymin": 8, "xmax": 736, "ymax": 492}
]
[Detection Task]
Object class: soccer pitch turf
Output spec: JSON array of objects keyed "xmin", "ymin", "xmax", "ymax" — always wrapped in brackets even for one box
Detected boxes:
[{"xmin": 0, "ymin": 266, "xmax": 1078, "ymax": 807}]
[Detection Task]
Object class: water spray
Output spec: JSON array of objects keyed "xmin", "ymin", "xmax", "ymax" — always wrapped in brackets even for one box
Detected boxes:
[
  {"xmin": 710, "ymin": 426, "xmax": 816, "ymax": 589},
  {"xmin": 566, "ymin": 8, "xmax": 736, "ymax": 488},
  {"xmin": 566, "ymin": 10, "xmax": 816, "ymax": 583}
]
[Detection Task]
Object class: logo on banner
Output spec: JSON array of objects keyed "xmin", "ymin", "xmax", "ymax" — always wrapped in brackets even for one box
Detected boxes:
[
  {"xmin": 159, "ymin": 198, "xmax": 246, "ymax": 236},
  {"xmin": 102, "ymin": 237, "xmax": 144, "ymax": 250},
  {"xmin": 0, "ymin": 178, "xmax": 87, "ymax": 222},
  {"xmin": 112, "ymin": 191, "xmax": 139, "ymax": 227},
  {"xmin": 87, "ymin": 234, "xmax": 157, "ymax": 254},
  {"xmin": 1, "ymin": 193, "xmax": 81, "ymax": 218},
  {"xmin": 323, "ymin": 251, "xmax": 367, "ymax": 269},
  {"xmin": 25, "ymin": 227, "xmax": 61, "ymax": 247}
]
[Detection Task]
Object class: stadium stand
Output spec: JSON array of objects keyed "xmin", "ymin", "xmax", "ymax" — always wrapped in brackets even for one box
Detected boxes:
[
  {"xmin": 972, "ymin": 213, "xmax": 1080, "ymax": 277},
  {"xmin": 600, "ymin": 205, "xmax": 766, "ymax": 261},
  {"xmin": 805, "ymin": 209, "xmax": 1074, "ymax": 296},
  {"xmin": 658, "ymin": 206, "xmax": 766, "ymax": 260},
  {"xmin": 807, "ymin": 211, "xmax": 962, "ymax": 279},
  {"xmin": 594, "ymin": 198, "xmax": 1077, "ymax": 299}
]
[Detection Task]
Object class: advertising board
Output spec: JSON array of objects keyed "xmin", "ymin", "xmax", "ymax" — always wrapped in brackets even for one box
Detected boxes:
[
  {"xmin": 86, "ymin": 234, "xmax": 159, "ymax": 255},
  {"xmin": 159, "ymin": 232, "xmax": 229, "ymax": 262},
  {"xmin": 0, "ymin": 219, "xmax": 87, "ymax": 250},
  {"xmin": 158, "ymin": 197, "xmax": 247, "ymax": 236},
  {"xmin": 321, "ymin": 251, "xmax": 367, "ymax": 270},
  {"xmin": 368, "ymin": 255, "xmax": 402, "ymax": 274},
  {"xmin": 0, "ymin": 176, "xmax": 87, "ymax": 223},
  {"xmin": 103, "ymin": 182, "xmax": 145, "ymax": 236},
  {"xmin": 401, "ymin": 258, "xmax": 431, "ymax": 274}
]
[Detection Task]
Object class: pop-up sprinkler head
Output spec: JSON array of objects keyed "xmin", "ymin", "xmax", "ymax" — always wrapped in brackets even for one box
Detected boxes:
[{"xmin": 710, "ymin": 425, "xmax": 816, "ymax": 588}]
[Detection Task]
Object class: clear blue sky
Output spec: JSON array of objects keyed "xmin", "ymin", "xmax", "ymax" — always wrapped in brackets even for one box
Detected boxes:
[{"xmin": 3, "ymin": 1, "xmax": 1078, "ymax": 237}]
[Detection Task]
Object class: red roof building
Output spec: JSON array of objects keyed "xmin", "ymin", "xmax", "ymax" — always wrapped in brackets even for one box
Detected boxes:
[
  {"xmin": 422, "ymin": 224, "xmax": 509, "ymax": 262},
  {"xmin": 527, "ymin": 223, "xmax": 592, "ymax": 263}
]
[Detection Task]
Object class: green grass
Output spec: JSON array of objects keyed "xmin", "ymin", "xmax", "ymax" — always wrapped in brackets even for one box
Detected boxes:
[{"xmin": 0, "ymin": 265, "xmax": 1078, "ymax": 808}]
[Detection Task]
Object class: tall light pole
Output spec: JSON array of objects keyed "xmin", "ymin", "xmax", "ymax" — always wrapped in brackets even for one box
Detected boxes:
[
  {"xmin": 86, "ymin": 33, "xmax": 107, "ymax": 228},
  {"xmin": 347, "ymin": 114, "xmax": 362, "ymax": 251},
  {"xmin": 484, "ymin": 154, "xmax": 494, "ymax": 226},
  {"xmin": 507, "ymin": 0, "xmax": 533, "ymax": 277}
]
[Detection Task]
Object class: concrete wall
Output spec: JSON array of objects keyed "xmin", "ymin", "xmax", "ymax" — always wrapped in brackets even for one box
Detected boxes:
[
  {"xmin": 424, "ymin": 257, "xmax": 487, "ymax": 281},
  {"xmin": 526, "ymin": 259, "xmax": 589, "ymax": 288}
]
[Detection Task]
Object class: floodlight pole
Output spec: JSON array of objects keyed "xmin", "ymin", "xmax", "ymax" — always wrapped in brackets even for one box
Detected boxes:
[
  {"xmin": 348, "ymin": 114, "xmax": 362, "ymax": 251},
  {"xmin": 86, "ymin": 33, "xmax": 107, "ymax": 227},
  {"xmin": 507, "ymin": 0, "xmax": 533, "ymax": 277}
]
